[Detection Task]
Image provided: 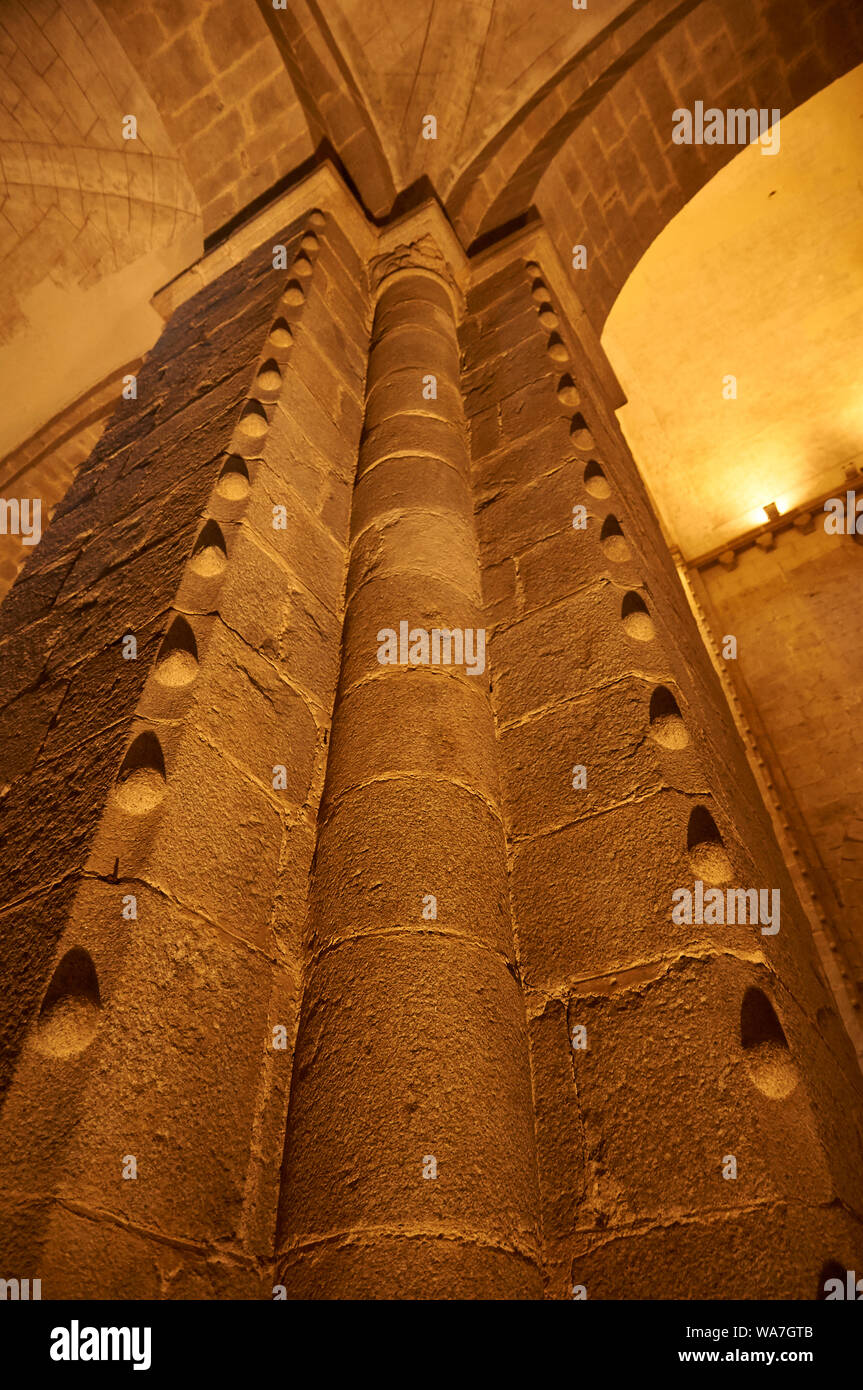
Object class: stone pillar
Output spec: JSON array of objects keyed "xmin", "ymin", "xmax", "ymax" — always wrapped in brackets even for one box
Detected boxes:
[
  {"xmin": 275, "ymin": 213, "xmax": 542, "ymax": 1298},
  {"xmin": 0, "ymin": 175, "xmax": 371, "ymax": 1298},
  {"xmin": 462, "ymin": 230, "xmax": 863, "ymax": 1298}
]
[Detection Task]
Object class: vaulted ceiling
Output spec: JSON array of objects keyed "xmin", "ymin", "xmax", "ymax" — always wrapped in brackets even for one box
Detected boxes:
[
  {"xmin": 0, "ymin": 0, "xmax": 201, "ymax": 457},
  {"xmin": 2, "ymin": 0, "xmax": 861, "ymax": 490}
]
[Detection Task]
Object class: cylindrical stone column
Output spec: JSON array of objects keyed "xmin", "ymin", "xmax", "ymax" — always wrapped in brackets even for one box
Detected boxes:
[{"xmin": 275, "ymin": 232, "xmax": 542, "ymax": 1298}]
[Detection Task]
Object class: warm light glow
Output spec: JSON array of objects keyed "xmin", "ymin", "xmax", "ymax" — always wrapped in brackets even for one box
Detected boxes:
[
  {"xmin": 743, "ymin": 505, "xmax": 771, "ymax": 531},
  {"xmin": 601, "ymin": 66, "xmax": 863, "ymax": 559}
]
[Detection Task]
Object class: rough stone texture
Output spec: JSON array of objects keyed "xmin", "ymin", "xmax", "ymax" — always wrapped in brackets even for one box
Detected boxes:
[
  {"xmin": 95, "ymin": 0, "xmax": 315, "ymax": 235},
  {"xmin": 466, "ymin": 0, "xmax": 863, "ymax": 333},
  {"xmin": 0, "ymin": 198, "xmax": 369, "ymax": 1295},
  {"xmin": 0, "ymin": 367, "xmax": 137, "ymax": 603},
  {"xmin": 462, "ymin": 245, "xmax": 863, "ymax": 1297},
  {"xmin": 0, "ymin": 0, "xmax": 861, "ymax": 1298},
  {"xmin": 275, "ymin": 250, "xmax": 543, "ymax": 1299},
  {"xmin": 7, "ymin": 0, "xmax": 863, "ymax": 633},
  {"xmin": 698, "ymin": 525, "xmax": 863, "ymax": 1007}
]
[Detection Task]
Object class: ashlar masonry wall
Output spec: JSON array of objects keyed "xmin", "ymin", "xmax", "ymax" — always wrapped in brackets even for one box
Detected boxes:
[
  {"xmin": 0, "ymin": 183, "xmax": 862, "ymax": 1301},
  {"xmin": 697, "ymin": 525, "xmax": 863, "ymax": 1012},
  {"xmin": 0, "ymin": 187, "xmax": 369, "ymax": 1298},
  {"xmin": 462, "ymin": 230, "xmax": 863, "ymax": 1298}
]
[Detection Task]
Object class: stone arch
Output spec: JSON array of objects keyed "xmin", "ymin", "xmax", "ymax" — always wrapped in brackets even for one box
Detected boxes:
[{"xmin": 447, "ymin": 0, "xmax": 863, "ymax": 331}]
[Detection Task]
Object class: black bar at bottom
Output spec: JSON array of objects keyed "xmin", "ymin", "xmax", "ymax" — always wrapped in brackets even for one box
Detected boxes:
[{"xmin": 2, "ymin": 1298, "xmax": 858, "ymax": 1377}]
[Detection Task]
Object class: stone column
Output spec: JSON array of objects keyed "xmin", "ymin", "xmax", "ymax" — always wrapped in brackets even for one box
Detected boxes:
[{"xmin": 275, "ymin": 211, "xmax": 542, "ymax": 1299}]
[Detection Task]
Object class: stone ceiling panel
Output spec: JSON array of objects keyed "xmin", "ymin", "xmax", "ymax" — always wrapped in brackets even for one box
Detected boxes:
[{"xmin": 99, "ymin": 0, "xmax": 316, "ymax": 235}]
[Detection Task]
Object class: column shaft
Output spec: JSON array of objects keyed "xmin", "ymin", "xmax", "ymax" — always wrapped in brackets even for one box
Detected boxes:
[{"xmin": 275, "ymin": 256, "xmax": 542, "ymax": 1298}]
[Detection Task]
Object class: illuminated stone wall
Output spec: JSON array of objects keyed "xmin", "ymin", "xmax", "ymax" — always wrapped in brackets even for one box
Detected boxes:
[
  {"xmin": 696, "ymin": 525, "xmax": 863, "ymax": 1014},
  {"xmin": 0, "ymin": 188, "xmax": 369, "ymax": 1296},
  {"xmin": 0, "ymin": 178, "xmax": 861, "ymax": 1298}
]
